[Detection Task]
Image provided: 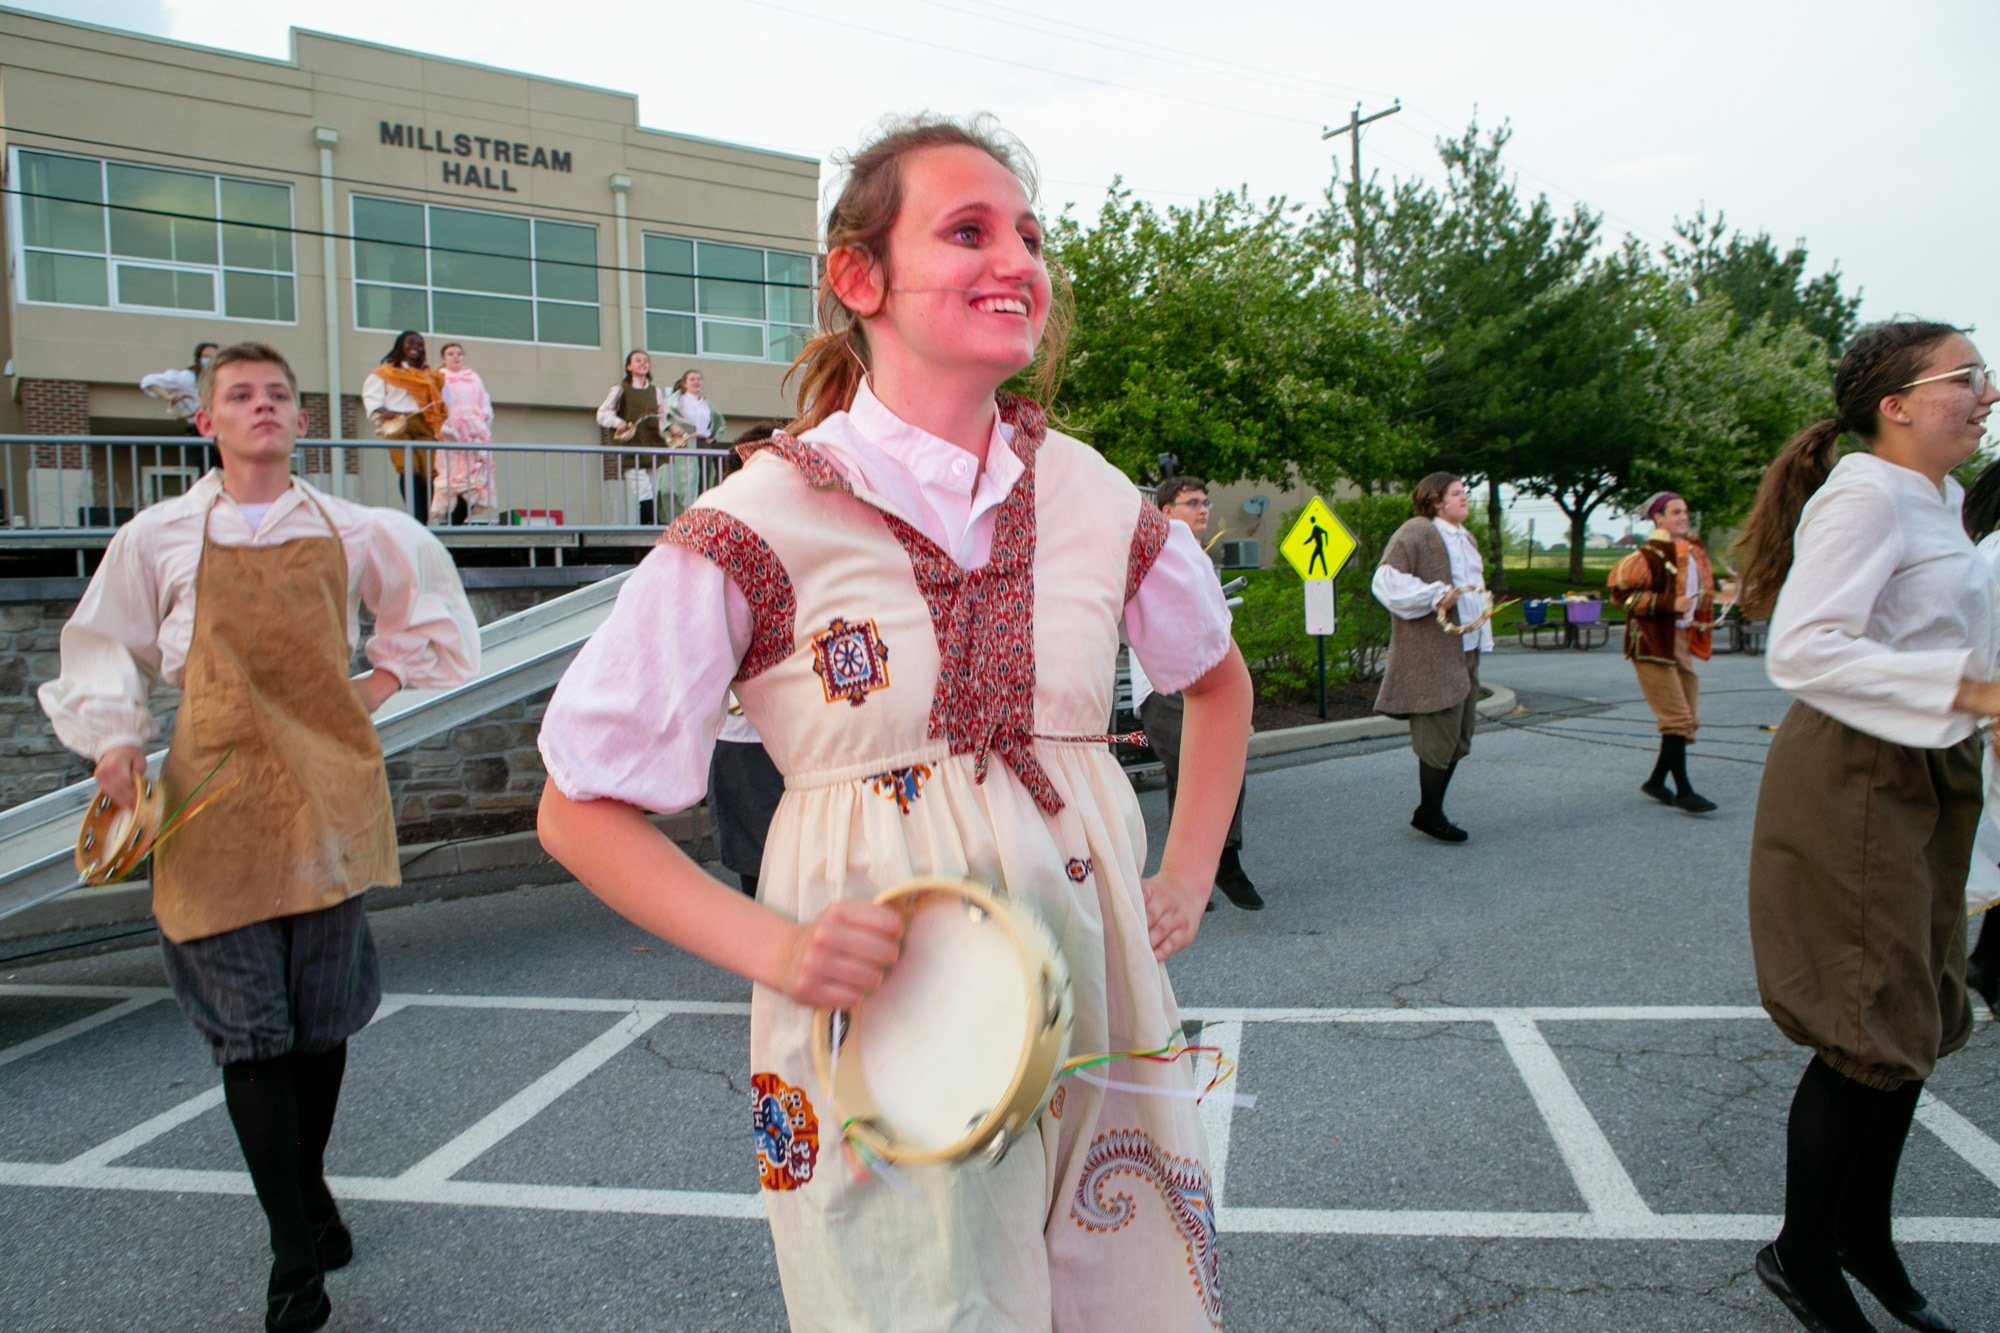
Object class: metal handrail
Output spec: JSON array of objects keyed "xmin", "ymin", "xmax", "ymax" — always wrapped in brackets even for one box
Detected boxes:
[{"xmin": 0, "ymin": 434, "xmax": 730, "ymax": 535}]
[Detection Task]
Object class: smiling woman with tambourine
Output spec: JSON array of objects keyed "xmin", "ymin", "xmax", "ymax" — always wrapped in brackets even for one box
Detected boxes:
[{"xmin": 538, "ymin": 116, "xmax": 1251, "ymax": 1331}]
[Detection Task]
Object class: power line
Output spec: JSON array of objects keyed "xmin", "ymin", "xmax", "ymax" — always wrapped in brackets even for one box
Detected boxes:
[
  {"xmin": 730, "ymin": 0, "xmax": 1324, "ymax": 129},
  {"xmin": 914, "ymin": 0, "xmax": 1398, "ymax": 104}
]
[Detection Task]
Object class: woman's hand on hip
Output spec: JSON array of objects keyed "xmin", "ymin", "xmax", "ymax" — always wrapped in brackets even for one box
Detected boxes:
[{"xmin": 779, "ymin": 900, "xmax": 906, "ymax": 1009}]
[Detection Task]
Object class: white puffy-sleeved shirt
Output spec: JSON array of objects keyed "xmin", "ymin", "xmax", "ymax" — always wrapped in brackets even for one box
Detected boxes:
[
  {"xmin": 540, "ymin": 382, "xmax": 1232, "ymax": 813},
  {"xmin": 1369, "ymin": 517, "xmax": 1493, "ymax": 652},
  {"xmin": 1766, "ymin": 451, "xmax": 1999, "ymax": 749},
  {"xmin": 40, "ymin": 471, "xmax": 481, "ymax": 760}
]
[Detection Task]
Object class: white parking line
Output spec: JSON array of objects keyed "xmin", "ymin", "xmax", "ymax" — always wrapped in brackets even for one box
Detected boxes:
[
  {"xmin": 396, "ymin": 1009, "xmax": 666, "ymax": 1187},
  {"xmin": 0, "ymin": 995, "xmax": 161, "ymax": 1070},
  {"xmin": 1493, "ymin": 1014, "xmax": 1653, "ymax": 1223},
  {"xmin": 0, "ymin": 988, "xmax": 1993, "ymax": 1246},
  {"xmin": 1916, "ymin": 1091, "xmax": 2000, "ymax": 1192}
]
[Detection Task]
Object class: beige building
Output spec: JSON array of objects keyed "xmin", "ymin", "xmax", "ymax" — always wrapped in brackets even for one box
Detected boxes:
[{"xmin": 0, "ymin": 8, "xmax": 819, "ymax": 527}]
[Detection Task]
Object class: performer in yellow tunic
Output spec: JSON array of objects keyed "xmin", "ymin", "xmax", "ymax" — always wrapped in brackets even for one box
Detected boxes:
[{"xmin": 537, "ymin": 116, "xmax": 1252, "ymax": 1331}]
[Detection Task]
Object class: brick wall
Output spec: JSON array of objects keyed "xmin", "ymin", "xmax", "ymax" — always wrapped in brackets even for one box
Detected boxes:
[
  {"xmin": 297, "ymin": 393, "xmax": 363, "ymax": 475},
  {"xmin": 22, "ymin": 379, "xmax": 90, "ymax": 467}
]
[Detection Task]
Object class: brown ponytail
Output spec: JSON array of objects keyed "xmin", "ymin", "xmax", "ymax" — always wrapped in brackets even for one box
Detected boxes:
[
  {"xmin": 1728, "ymin": 319, "xmax": 1963, "ymax": 616},
  {"xmin": 783, "ymin": 114, "xmax": 1072, "ymax": 433}
]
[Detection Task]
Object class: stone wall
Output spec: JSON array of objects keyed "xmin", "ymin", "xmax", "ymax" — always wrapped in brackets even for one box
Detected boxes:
[{"xmin": 3, "ymin": 582, "xmax": 591, "ymax": 839}]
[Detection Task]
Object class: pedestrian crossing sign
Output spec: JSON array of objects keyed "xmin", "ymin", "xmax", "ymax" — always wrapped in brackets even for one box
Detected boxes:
[{"xmin": 1279, "ymin": 496, "xmax": 1356, "ymax": 581}]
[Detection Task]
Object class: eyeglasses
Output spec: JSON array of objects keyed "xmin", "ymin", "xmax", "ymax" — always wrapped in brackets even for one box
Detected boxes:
[
  {"xmin": 1172, "ymin": 497, "xmax": 1213, "ymax": 510},
  {"xmin": 1899, "ymin": 364, "xmax": 1991, "ymax": 396}
]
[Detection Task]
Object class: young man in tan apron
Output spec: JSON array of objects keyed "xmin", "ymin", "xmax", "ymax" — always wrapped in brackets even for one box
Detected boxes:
[{"xmin": 41, "ymin": 343, "xmax": 479, "ymax": 1332}]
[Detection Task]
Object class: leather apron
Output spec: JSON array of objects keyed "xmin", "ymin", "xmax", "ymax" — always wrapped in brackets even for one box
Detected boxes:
[{"xmin": 152, "ymin": 492, "xmax": 400, "ymax": 944}]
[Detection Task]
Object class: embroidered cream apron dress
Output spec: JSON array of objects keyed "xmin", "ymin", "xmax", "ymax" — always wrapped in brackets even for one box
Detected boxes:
[{"xmin": 665, "ymin": 399, "xmax": 1222, "ymax": 1332}]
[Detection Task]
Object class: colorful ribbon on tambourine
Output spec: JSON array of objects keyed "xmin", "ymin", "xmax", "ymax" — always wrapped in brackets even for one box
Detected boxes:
[
  {"xmin": 92, "ymin": 749, "xmax": 235, "ymax": 886},
  {"xmin": 1436, "ymin": 592, "xmax": 1520, "ymax": 636},
  {"xmin": 837, "ymin": 1035, "xmax": 1249, "ymax": 1186}
]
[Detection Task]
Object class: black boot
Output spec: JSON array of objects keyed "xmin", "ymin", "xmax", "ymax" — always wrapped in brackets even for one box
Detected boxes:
[
  {"xmin": 1215, "ymin": 847, "xmax": 1263, "ymax": 910},
  {"xmin": 1663, "ymin": 734, "xmax": 1717, "ymax": 814},
  {"xmin": 1641, "ymin": 737, "xmax": 1675, "ymax": 805},
  {"xmin": 1410, "ymin": 763, "xmax": 1467, "ymax": 842}
]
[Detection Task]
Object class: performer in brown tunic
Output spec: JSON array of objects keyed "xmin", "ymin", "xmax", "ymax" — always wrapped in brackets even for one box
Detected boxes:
[
  {"xmin": 1734, "ymin": 320, "xmax": 2000, "ymax": 1333},
  {"xmin": 1607, "ymin": 491, "xmax": 1720, "ymax": 813},
  {"xmin": 1370, "ymin": 473, "xmax": 1491, "ymax": 842},
  {"xmin": 41, "ymin": 343, "xmax": 478, "ymax": 1332}
]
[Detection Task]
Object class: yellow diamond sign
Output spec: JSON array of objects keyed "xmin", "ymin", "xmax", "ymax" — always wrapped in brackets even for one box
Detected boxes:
[{"xmin": 1279, "ymin": 496, "xmax": 1356, "ymax": 581}]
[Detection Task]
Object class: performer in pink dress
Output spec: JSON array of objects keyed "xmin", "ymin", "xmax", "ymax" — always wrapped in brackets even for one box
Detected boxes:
[
  {"xmin": 536, "ymin": 116, "xmax": 1252, "ymax": 1331},
  {"xmin": 431, "ymin": 341, "xmax": 496, "ymax": 525}
]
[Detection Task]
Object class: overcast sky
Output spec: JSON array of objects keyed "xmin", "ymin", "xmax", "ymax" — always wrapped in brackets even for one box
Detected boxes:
[{"xmin": 18, "ymin": 0, "xmax": 1999, "ymax": 532}]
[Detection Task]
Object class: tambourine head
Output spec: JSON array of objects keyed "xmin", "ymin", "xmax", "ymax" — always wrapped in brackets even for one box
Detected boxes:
[
  {"xmin": 74, "ymin": 777, "xmax": 165, "ymax": 886},
  {"xmin": 374, "ymin": 413, "xmax": 410, "ymax": 441},
  {"xmin": 812, "ymin": 876, "xmax": 1074, "ymax": 1167}
]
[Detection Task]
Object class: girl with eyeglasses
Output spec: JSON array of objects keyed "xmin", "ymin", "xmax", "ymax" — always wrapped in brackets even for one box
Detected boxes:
[{"xmin": 1733, "ymin": 320, "xmax": 1999, "ymax": 1333}]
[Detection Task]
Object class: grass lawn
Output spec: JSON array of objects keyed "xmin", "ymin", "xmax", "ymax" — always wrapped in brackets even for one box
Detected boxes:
[{"xmin": 1490, "ymin": 562, "xmax": 1625, "ymax": 630}]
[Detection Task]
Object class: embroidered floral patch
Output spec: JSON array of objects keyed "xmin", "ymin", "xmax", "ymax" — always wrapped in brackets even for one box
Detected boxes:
[
  {"xmin": 810, "ymin": 617, "xmax": 891, "ymax": 706},
  {"xmin": 1071, "ymin": 1127, "xmax": 1221, "ymax": 1327},
  {"xmin": 868, "ymin": 764, "xmax": 932, "ymax": 814},
  {"xmin": 751, "ymin": 1072, "xmax": 820, "ymax": 1191},
  {"xmin": 1065, "ymin": 857, "xmax": 1093, "ymax": 883}
]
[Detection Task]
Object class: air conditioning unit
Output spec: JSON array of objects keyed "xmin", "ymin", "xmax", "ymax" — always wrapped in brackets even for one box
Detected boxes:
[{"xmin": 1216, "ymin": 539, "xmax": 1260, "ymax": 569}]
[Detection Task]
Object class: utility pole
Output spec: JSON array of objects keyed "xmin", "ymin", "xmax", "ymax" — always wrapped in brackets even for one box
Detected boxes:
[{"xmin": 1321, "ymin": 100, "xmax": 1400, "ymax": 289}]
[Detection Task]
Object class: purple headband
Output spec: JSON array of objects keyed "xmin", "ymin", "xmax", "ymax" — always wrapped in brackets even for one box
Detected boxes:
[{"xmin": 1643, "ymin": 491, "xmax": 1682, "ymax": 521}]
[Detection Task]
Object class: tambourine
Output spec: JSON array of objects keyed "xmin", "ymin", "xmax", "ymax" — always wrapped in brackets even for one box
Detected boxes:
[
  {"xmin": 812, "ymin": 876, "xmax": 1074, "ymax": 1167},
  {"xmin": 373, "ymin": 411, "xmax": 416, "ymax": 441},
  {"xmin": 75, "ymin": 778, "xmax": 165, "ymax": 887}
]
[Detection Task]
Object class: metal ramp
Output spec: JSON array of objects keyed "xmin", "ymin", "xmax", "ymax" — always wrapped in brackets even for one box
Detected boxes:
[{"xmin": 0, "ymin": 572, "xmax": 631, "ymax": 925}]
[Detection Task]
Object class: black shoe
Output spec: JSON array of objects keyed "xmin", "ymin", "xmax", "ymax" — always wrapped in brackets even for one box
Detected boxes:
[
  {"xmin": 266, "ymin": 1268, "xmax": 331, "ymax": 1333},
  {"xmin": 1410, "ymin": 807, "xmax": 1469, "ymax": 843},
  {"xmin": 313, "ymin": 1216, "xmax": 353, "ymax": 1272},
  {"xmin": 1640, "ymin": 778, "xmax": 1675, "ymax": 806},
  {"xmin": 1674, "ymin": 790, "xmax": 1718, "ymax": 814},
  {"xmin": 1838, "ymin": 1247, "xmax": 1955, "ymax": 1332},
  {"xmin": 1965, "ymin": 958, "xmax": 1998, "ymax": 1017},
  {"xmin": 1755, "ymin": 1245, "xmax": 1877, "ymax": 1333},
  {"xmin": 1215, "ymin": 853, "xmax": 1264, "ymax": 911}
]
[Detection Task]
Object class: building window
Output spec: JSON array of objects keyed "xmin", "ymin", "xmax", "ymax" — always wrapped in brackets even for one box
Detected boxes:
[
  {"xmin": 11, "ymin": 148, "xmax": 296, "ymax": 322},
  {"xmin": 352, "ymin": 195, "xmax": 598, "ymax": 346},
  {"xmin": 642, "ymin": 235, "xmax": 813, "ymax": 364}
]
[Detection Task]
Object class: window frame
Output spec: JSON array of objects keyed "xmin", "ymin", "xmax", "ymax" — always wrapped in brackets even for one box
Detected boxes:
[
  {"xmin": 8, "ymin": 146, "xmax": 298, "ymax": 325},
  {"xmin": 349, "ymin": 193, "xmax": 601, "ymax": 349},
  {"xmin": 641, "ymin": 233, "xmax": 815, "ymax": 365}
]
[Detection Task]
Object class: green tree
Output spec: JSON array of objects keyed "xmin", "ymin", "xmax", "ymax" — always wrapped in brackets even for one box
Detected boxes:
[
  {"xmin": 1046, "ymin": 184, "xmax": 1420, "ymax": 492},
  {"xmin": 1328, "ymin": 121, "xmax": 1610, "ymax": 580},
  {"xmin": 1665, "ymin": 208, "xmax": 1861, "ymax": 354}
]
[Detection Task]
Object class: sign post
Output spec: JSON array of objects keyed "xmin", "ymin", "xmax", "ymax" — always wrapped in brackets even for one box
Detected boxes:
[{"xmin": 1278, "ymin": 497, "xmax": 1358, "ymax": 719}]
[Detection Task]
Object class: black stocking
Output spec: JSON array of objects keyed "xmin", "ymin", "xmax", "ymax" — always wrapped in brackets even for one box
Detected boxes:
[
  {"xmin": 1772, "ymin": 1057, "xmax": 1886, "ymax": 1332},
  {"xmin": 1663, "ymin": 734, "xmax": 1694, "ymax": 795},
  {"xmin": 1838, "ymin": 1077, "xmax": 1925, "ymax": 1305},
  {"xmin": 1970, "ymin": 911, "xmax": 2000, "ymax": 971},
  {"xmin": 1646, "ymin": 737, "xmax": 1673, "ymax": 787},
  {"xmin": 222, "ymin": 1056, "xmax": 317, "ymax": 1283},
  {"xmin": 291, "ymin": 1044, "xmax": 347, "ymax": 1224},
  {"xmin": 1417, "ymin": 763, "xmax": 1449, "ymax": 818}
]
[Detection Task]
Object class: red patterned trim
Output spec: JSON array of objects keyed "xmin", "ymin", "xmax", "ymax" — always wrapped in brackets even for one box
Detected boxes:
[
  {"xmin": 877, "ymin": 395, "xmax": 1066, "ymax": 815},
  {"xmin": 1071, "ymin": 1127, "xmax": 1221, "ymax": 1327},
  {"xmin": 757, "ymin": 432, "xmax": 851, "ymax": 493},
  {"xmin": 661, "ymin": 508, "xmax": 797, "ymax": 680},
  {"xmin": 1126, "ymin": 502, "xmax": 1170, "ymax": 604}
]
